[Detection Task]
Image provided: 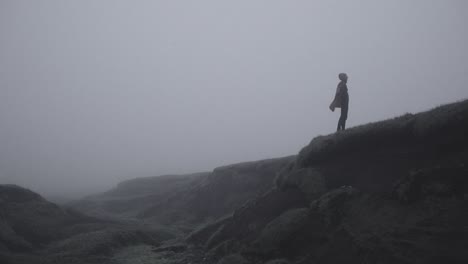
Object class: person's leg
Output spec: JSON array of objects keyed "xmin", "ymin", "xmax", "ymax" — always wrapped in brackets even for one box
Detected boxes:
[
  {"xmin": 337, "ymin": 109, "xmax": 344, "ymax": 131},
  {"xmin": 337, "ymin": 113, "xmax": 344, "ymax": 131},
  {"xmin": 339, "ymin": 104, "xmax": 348, "ymax": 131},
  {"xmin": 338, "ymin": 117, "xmax": 345, "ymax": 131}
]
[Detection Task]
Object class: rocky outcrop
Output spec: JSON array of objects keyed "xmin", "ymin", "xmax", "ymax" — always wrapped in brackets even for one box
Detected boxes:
[
  {"xmin": 179, "ymin": 157, "xmax": 296, "ymax": 222},
  {"xmin": 254, "ymin": 208, "xmax": 311, "ymax": 255},
  {"xmin": 275, "ymin": 167, "xmax": 326, "ymax": 201},
  {"xmin": 186, "ymin": 99, "xmax": 468, "ymax": 264},
  {"xmin": 393, "ymin": 166, "xmax": 468, "ymax": 203},
  {"xmin": 294, "ymin": 99, "xmax": 468, "ymax": 193}
]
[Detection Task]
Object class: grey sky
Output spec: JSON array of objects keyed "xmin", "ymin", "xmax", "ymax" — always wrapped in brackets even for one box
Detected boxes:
[{"xmin": 1, "ymin": 0, "xmax": 467, "ymax": 198}]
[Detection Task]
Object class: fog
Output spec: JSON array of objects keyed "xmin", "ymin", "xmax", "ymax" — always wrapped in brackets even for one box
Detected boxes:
[{"xmin": 1, "ymin": 0, "xmax": 467, "ymax": 198}]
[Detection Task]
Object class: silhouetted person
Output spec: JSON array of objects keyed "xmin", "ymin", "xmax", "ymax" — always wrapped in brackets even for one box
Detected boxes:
[{"xmin": 329, "ymin": 73, "xmax": 349, "ymax": 131}]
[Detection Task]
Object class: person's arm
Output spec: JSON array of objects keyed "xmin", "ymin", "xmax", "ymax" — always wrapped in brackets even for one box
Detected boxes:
[{"xmin": 329, "ymin": 84, "xmax": 342, "ymax": 111}]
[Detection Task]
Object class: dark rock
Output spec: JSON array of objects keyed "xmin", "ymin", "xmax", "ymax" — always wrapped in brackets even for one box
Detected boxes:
[
  {"xmin": 393, "ymin": 166, "xmax": 468, "ymax": 203},
  {"xmin": 276, "ymin": 168, "xmax": 326, "ymax": 201},
  {"xmin": 204, "ymin": 189, "xmax": 308, "ymax": 251},
  {"xmin": 310, "ymin": 186, "xmax": 359, "ymax": 227},
  {"xmin": 254, "ymin": 208, "xmax": 310, "ymax": 254}
]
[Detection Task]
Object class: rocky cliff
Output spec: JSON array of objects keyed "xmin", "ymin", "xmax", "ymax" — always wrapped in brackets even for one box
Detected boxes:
[{"xmin": 185, "ymin": 99, "xmax": 468, "ymax": 264}]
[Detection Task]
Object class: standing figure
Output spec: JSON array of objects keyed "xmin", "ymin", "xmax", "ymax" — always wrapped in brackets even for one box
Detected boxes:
[{"xmin": 329, "ymin": 73, "xmax": 349, "ymax": 131}]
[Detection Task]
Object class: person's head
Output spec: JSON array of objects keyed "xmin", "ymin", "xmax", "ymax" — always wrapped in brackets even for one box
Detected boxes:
[{"xmin": 339, "ymin": 73, "xmax": 348, "ymax": 82}]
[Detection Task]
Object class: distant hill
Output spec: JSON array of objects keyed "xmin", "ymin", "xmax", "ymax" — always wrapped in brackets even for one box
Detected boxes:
[
  {"xmin": 0, "ymin": 184, "xmax": 95, "ymax": 252},
  {"xmin": 70, "ymin": 173, "xmax": 206, "ymax": 221},
  {"xmin": 70, "ymin": 157, "xmax": 295, "ymax": 231},
  {"xmin": 0, "ymin": 185, "xmax": 173, "ymax": 264}
]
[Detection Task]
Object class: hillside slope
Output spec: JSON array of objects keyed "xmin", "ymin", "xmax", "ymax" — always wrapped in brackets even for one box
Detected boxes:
[
  {"xmin": 70, "ymin": 173, "xmax": 207, "ymax": 221},
  {"xmin": 185, "ymin": 99, "xmax": 468, "ymax": 264},
  {"xmin": 0, "ymin": 184, "xmax": 99, "ymax": 253},
  {"xmin": 0, "ymin": 185, "xmax": 172, "ymax": 264},
  {"xmin": 71, "ymin": 157, "xmax": 295, "ymax": 231}
]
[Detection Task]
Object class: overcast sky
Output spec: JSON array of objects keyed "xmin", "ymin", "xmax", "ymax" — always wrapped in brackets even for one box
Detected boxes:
[{"xmin": 1, "ymin": 0, "xmax": 467, "ymax": 198}]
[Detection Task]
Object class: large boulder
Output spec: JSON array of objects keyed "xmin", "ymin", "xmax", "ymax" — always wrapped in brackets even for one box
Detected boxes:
[
  {"xmin": 204, "ymin": 189, "xmax": 308, "ymax": 251},
  {"xmin": 254, "ymin": 208, "xmax": 310, "ymax": 254},
  {"xmin": 310, "ymin": 186, "xmax": 359, "ymax": 227}
]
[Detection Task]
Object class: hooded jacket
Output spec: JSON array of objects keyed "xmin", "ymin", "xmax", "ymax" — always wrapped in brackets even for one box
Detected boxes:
[{"xmin": 329, "ymin": 81, "xmax": 348, "ymax": 112}]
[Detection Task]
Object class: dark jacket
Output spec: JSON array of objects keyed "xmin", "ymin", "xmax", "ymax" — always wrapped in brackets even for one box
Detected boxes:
[{"xmin": 329, "ymin": 81, "xmax": 348, "ymax": 111}]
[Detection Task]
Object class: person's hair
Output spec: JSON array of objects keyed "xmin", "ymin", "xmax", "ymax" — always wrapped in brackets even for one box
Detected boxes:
[{"xmin": 339, "ymin": 73, "xmax": 348, "ymax": 81}]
